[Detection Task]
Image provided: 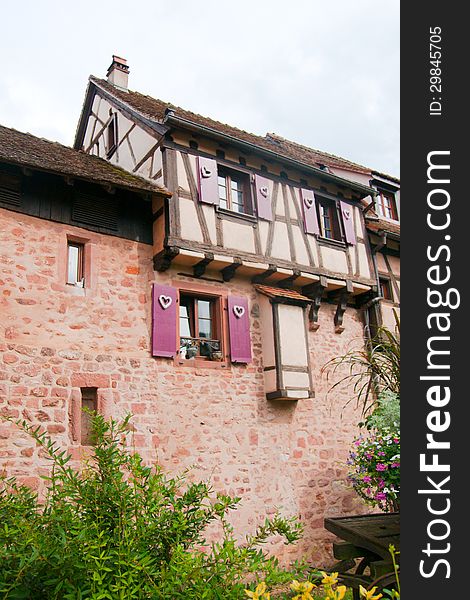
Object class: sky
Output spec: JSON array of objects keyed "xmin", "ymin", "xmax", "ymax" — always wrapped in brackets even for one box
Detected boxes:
[{"xmin": 0, "ymin": 1, "xmax": 399, "ymax": 177}]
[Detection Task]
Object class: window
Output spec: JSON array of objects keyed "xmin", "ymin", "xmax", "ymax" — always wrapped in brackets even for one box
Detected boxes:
[
  {"xmin": 80, "ymin": 387, "xmax": 97, "ymax": 446},
  {"xmin": 318, "ymin": 197, "xmax": 342, "ymax": 241},
  {"xmin": 379, "ymin": 278, "xmax": 393, "ymax": 301},
  {"xmin": 217, "ymin": 167, "xmax": 252, "ymax": 214},
  {"xmin": 106, "ymin": 113, "xmax": 118, "ymax": 157},
  {"xmin": 179, "ymin": 294, "xmax": 222, "ymax": 359},
  {"xmin": 376, "ymin": 190, "xmax": 398, "ymax": 220},
  {"xmin": 67, "ymin": 241, "xmax": 84, "ymax": 287}
]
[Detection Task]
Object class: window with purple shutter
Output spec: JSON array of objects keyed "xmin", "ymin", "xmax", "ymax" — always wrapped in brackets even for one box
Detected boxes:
[
  {"xmin": 300, "ymin": 188, "xmax": 319, "ymax": 235},
  {"xmin": 152, "ymin": 284, "xmax": 178, "ymax": 357},
  {"xmin": 254, "ymin": 175, "xmax": 273, "ymax": 221},
  {"xmin": 339, "ymin": 200, "xmax": 356, "ymax": 245},
  {"xmin": 197, "ymin": 156, "xmax": 219, "ymax": 205},
  {"xmin": 227, "ymin": 296, "xmax": 252, "ymax": 363}
]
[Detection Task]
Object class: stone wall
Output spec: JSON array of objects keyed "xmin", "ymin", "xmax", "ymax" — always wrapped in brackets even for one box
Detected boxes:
[{"xmin": 0, "ymin": 207, "xmax": 367, "ymax": 565}]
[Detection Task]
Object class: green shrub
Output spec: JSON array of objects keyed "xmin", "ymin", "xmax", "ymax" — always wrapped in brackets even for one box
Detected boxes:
[{"xmin": 0, "ymin": 414, "xmax": 303, "ymax": 599}]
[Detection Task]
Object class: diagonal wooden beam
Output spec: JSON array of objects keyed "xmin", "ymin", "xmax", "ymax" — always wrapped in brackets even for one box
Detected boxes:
[
  {"xmin": 278, "ymin": 269, "xmax": 301, "ymax": 289},
  {"xmin": 251, "ymin": 265, "xmax": 277, "ymax": 284},
  {"xmin": 193, "ymin": 253, "xmax": 214, "ymax": 278},
  {"xmin": 153, "ymin": 246, "xmax": 179, "ymax": 272},
  {"xmin": 328, "ymin": 280, "xmax": 354, "ymax": 334},
  {"xmin": 302, "ymin": 276, "xmax": 327, "ymax": 331},
  {"xmin": 221, "ymin": 258, "xmax": 242, "ymax": 282}
]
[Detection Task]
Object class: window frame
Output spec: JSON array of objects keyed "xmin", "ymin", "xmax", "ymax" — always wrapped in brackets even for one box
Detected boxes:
[
  {"xmin": 178, "ymin": 292, "xmax": 223, "ymax": 361},
  {"xmin": 379, "ymin": 277, "xmax": 393, "ymax": 302},
  {"xmin": 317, "ymin": 196, "xmax": 343, "ymax": 242},
  {"xmin": 175, "ymin": 286, "xmax": 229, "ymax": 368},
  {"xmin": 106, "ymin": 113, "xmax": 118, "ymax": 158},
  {"xmin": 376, "ymin": 189, "xmax": 398, "ymax": 221},
  {"xmin": 80, "ymin": 387, "xmax": 98, "ymax": 446},
  {"xmin": 66, "ymin": 241, "xmax": 85, "ymax": 287},
  {"xmin": 217, "ymin": 165, "xmax": 253, "ymax": 216}
]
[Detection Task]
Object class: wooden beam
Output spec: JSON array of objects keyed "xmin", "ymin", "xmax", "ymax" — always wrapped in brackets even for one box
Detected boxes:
[
  {"xmin": 221, "ymin": 258, "xmax": 242, "ymax": 282},
  {"xmin": 251, "ymin": 265, "xmax": 277, "ymax": 284},
  {"xmin": 302, "ymin": 276, "xmax": 327, "ymax": 331},
  {"xmin": 278, "ymin": 269, "xmax": 301, "ymax": 289},
  {"xmin": 328, "ymin": 280, "xmax": 354, "ymax": 334},
  {"xmin": 193, "ymin": 253, "xmax": 214, "ymax": 278},
  {"xmin": 153, "ymin": 247, "xmax": 179, "ymax": 272}
]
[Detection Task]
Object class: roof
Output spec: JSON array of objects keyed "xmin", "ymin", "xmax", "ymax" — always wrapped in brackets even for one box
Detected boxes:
[
  {"xmin": 254, "ymin": 284, "xmax": 312, "ymax": 303},
  {"xmin": 0, "ymin": 124, "xmax": 169, "ymax": 196},
  {"xmin": 88, "ymin": 76, "xmax": 395, "ymax": 180},
  {"xmin": 366, "ymin": 217, "xmax": 400, "ymax": 238}
]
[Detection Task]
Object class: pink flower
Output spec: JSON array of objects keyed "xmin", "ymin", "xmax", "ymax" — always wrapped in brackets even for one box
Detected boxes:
[
  {"xmin": 391, "ymin": 462, "xmax": 400, "ymax": 468},
  {"xmin": 393, "ymin": 438, "xmax": 399, "ymax": 444},
  {"xmin": 376, "ymin": 464, "xmax": 387, "ymax": 471},
  {"xmin": 363, "ymin": 476, "xmax": 372, "ymax": 483},
  {"xmin": 365, "ymin": 453, "xmax": 373, "ymax": 460},
  {"xmin": 375, "ymin": 492, "xmax": 387, "ymax": 501}
]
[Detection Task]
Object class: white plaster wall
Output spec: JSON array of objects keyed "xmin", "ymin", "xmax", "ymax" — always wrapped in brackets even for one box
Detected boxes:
[
  {"xmin": 321, "ymin": 247, "xmax": 349, "ymax": 274},
  {"xmin": 278, "ymin": 304, "xmax": 308, "ymax": 366},
  {"xmin": 223, "ymin": 221, "xmax": 255, "ymax": 254},
  {"xmin": 179, "ymin": 198, "xmax": 204, "ymax": 243}
]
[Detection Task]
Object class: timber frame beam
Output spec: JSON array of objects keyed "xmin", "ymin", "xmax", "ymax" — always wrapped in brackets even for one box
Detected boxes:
[
  {"xmin": 328, "ymin": 280, "xmax": 354, "ymax": 334},
  {"xmin": 303, "ymin": 276, "xmax": 328, "ymax": 331}
]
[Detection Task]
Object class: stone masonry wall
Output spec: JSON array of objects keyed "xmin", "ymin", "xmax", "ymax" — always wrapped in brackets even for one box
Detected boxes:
[{"xmin": 0, "ymin": 207, "xmax": 367, "ymax": 565}]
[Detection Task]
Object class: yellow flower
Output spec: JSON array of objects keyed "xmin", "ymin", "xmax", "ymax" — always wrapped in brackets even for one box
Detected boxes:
[
  {"xmin": 291, "ymin": 580, "xmax": 316, "ymax": 600},
  {"xmin": 245, "ymin": 582, "xmax": 269, "ymax": 599},
  {"xmin": 335, "ymin": 585, "xmax": 347, "ymax": 600},
  {"xmin": 359, "ymin": 585, "xmax": 383, "ymax": 600},
  {"xmin": 321, "ymin": 571, "xmax": 340, "ymax": 586}
]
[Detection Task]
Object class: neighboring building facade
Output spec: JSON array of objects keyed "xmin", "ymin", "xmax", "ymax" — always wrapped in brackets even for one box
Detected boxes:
[{"xmin": 0, "ymin": 57, "xmax": 399, "ymax": 564}]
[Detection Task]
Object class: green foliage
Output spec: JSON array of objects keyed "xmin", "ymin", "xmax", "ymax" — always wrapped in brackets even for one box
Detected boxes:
[
  {"xmin": 0, "ymin": 414, "xmax": 303, "ymax": 599},
  {"xmin": 322, "ymin": 322, "xmax": 400, "ymax": 415},
  {"xmin": 362, "ymin": 391, "xmax": 400, "ymax": 432}
]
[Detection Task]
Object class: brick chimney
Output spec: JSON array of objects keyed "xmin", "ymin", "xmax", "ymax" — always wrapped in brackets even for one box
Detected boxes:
[{"xmin": 106, "ymin": 55, "xmax": 129, "ymax": 91}]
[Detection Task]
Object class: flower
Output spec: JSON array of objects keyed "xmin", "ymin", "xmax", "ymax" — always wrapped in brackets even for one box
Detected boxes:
[
  {"xmin": 359, "ymin": 585, "xmax": 383, "ymax": 599},
  {"xmin": 375, "ymin": 492, "xmax": 387, "ymax": 501},
  {"xmin": 362, "ymin": 475, "xmax": 372, "ymax": 483},
  {"xmin": 245, "ymin": 582, "xmax": 270, "ymax": 599},
  {"xmin": 321, "ymin": 571, "xmax": 339, "ymax": 586},
  {"xmin": 290, "ymin": 580, "xmax": 316, "ymax": 599},
  {"xmin": 376, "ymin": 463, "xmax": 387, "ymax": 471}
]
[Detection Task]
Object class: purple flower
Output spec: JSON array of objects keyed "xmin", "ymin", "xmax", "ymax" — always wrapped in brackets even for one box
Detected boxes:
[
  {"xmin": 376, "ymin": 464, "xmax": 387, "ymax": 471},
  {"xmin": 391, "ymin": 462, "xmax": 400, "ymax": 468},
  {"xmin": 365, "ymin": 453, "xmax": 373, "ymax": 460},
  {"xmin": 375, "ymin": 492, "xmax": 387, "ymax": 501},
  {"xmin": 378, "ymin": 451, "xmax": 386, "ymax": 456},
  {"xmin": 363, "ymin": 476, "xmax": 372, "ymax": 483}
]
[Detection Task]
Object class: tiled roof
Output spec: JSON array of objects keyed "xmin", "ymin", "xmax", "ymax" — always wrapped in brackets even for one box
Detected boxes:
[
  {"xmin": 366, "ymin": 217, "xmax": 400, "ymax": 237},
  {"xmin": 254, "ymin": 284, "xmax": 311, "ymax": 302},
  {"xmin": 90, "ymin": 77, "xmax": 386, "ymax": 178},
  {"xmin": 0, "ymin": 124, "xmax": 169, "ymax": 195}
]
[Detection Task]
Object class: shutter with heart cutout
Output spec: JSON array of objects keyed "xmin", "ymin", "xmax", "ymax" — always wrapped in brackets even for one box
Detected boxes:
[
  {"xmin": 227, "ymin": 296, "xmax": 252, "ymax": 363},
  {"xmin": 254, "ymin": 174, "xmax": 273, "ymax": 221},
  {"xmin": 197, "ymin": 156, "xmax": 219, "ymax": 205},
  {"xmin": 339, "ymin": 200, "xmax": 356, "ymax": 245},
  {"xmin": 152, "ymin": 284, "xmax": 178, "ymax": 357},
  {"xmin": 300, "ymin": 188, "xmax": 319, "ymax": 235}
]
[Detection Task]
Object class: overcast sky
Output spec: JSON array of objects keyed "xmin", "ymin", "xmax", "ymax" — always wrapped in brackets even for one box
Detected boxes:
[{"xmin": 0, "ymin": 1, "xmax": 399, "ymax": 177}]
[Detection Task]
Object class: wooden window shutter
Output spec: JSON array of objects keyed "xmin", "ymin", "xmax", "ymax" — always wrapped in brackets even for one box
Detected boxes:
[
  {"xmin": 197, "ymin": 156, "xmax": 219, "ymax": 205},
  {"xmin": 152, "ymin": 284, "xmax": 178, "ymax": 357},
  {"xmin": 340, "ymin": 200, "xmax": 356, "ymax": 245},
  {"xmin": 300, "ymin": 188, "xmax": 319, "ymax": 235},
  {"xmin": 254, "ymin": 174, "xmax": 273, "ymax": 221},
  {"xmin": 227, "ymin": 296, "xmax": 252, "ymax": 363}
]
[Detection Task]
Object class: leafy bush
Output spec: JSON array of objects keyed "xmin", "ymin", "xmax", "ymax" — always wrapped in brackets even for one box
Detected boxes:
[
  {"xmin": 0, "ymin": 414, "xmax": 303, "ymax": 599},
  {"xmin": 361, "ymin": 391, "xmax": 400, "ymax": 431},
  {"xmin": 347, "ymin": 426, "xmax": 400, "ymax": 513}
]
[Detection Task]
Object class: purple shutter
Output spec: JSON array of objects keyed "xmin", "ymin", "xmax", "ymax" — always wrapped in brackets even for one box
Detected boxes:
[
  {"xmin": 340, "ymin": 200, "xmax": 356, "ymax": 245},
  {"xmin": 227, "ymin": 296, "xmax": 252, "ymax": 363},
  {"xmin": 152, "ymin": 284, "xmax": 177, "ymax": 357},
  {"xmin": 197, "ymin": 156, "xmax": 219, "ymax": 205},
  {"xmin": 300, "ymin": 188, "xmax": 319, "ymax": 235},
  {"xmin": 254, "ymin": 175, "xmax": 273, "ymax": 221}
]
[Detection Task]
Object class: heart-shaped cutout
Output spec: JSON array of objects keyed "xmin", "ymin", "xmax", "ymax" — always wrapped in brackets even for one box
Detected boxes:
[
  {"xmin": 259, "ymin": 186, "xmax": 269, "ymax": 198},
  {"xmin": 201, "ymin": 165, "xmax": 212, "ymax": 178},
  {"xmin": 159, "ymin": 295, "xmax": 172, "ymax": 310},
  {"xmin": 303, "ymin": 195, "xmax": 313, "ymax": 209},
  {"xmin": 233, "ymin": 305, "xmax": 245, "ymax": 318},
  {"xmin": 342, "ymin": 209, "xmax": 351, "ymax": 220}
]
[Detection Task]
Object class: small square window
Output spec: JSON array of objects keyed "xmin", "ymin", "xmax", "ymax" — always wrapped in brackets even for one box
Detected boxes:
[
  {"xmin": 317, "ymin": 197, "xmax": 342, "ymax": 241},
  {"xmin": 217, "ymin": 167, "xmax": 252, "ymax": 215},
  {"xmin": 376, "ymin": 190, "xmax": 398, "ymax": 221},
  {"xmin": 379, "ymin": 278, "xmax": 393, "ymax": 301},
  {"xmin": 80, "ymin": 387, "xmax": 97, "ymax": 446},
  {"xmin": 67, "ymin": 241, "xmax": 85, "ymax": 287},
  {"xmin": 179, "ymin": 294, "xmax": 222, "ymax": 359}
]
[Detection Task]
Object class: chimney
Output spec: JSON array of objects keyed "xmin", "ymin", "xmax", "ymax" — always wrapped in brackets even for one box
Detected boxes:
[{"xmin": 106, "ymin": 55, "xmax": 129, "ymax": 91}]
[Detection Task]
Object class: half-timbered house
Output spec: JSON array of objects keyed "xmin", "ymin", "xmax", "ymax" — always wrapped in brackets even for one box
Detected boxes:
[{"xmin": 0, "ymin": 56, "xmax": 399, "ymax": 563}]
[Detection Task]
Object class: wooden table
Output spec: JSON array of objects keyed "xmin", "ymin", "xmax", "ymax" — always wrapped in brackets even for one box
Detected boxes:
[{"xmin": 324, "ymin": 513, "xmax": 400, "ymax": 598}]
